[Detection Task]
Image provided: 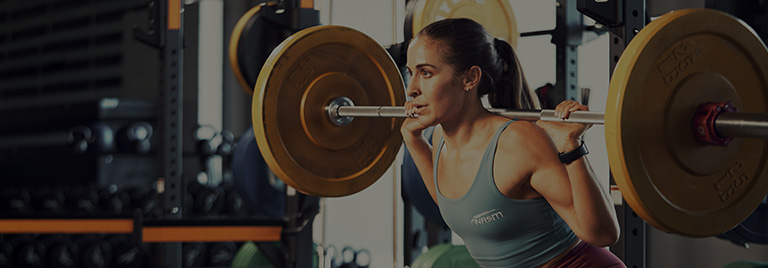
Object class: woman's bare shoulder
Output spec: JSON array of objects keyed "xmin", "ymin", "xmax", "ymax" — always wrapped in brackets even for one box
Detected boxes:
[{"xmin": 498, "ymin": 120, "xmax": 556, "ymax": 157}]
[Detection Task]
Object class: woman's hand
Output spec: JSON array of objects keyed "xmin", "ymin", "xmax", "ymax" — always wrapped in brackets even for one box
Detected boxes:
[
  {"xmin": 535, "ymin": 100, "xmax": 591, "ymax": 152},
  {"xmin": 401, "ymin": 100, "xmax": 430, "ymax": 143}
]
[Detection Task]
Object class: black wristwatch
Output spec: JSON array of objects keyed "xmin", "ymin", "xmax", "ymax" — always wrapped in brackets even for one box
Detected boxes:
[{"xmin": 558, "ymin": 140, "xmax": 588, "ymax": 164}]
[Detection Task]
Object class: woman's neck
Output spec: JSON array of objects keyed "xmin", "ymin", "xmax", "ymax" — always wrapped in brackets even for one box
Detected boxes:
[{"xmin": 440, "ymin": 99, "xmax": 498, "ymax": 149}]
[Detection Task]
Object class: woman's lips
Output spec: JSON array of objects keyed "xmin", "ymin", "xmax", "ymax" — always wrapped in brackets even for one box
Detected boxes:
[{"xmin": 414, "ymin": 104, "xmax": 427, "ymax": 114}]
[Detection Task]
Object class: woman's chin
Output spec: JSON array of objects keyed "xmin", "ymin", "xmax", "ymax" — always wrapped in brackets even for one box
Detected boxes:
[{"xmin": 417, "ymin": 116, "xmax": 438, "ymax": 127}]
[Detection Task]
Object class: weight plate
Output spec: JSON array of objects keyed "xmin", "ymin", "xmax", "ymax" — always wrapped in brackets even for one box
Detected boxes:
[
  {"xmin": 431, "ymin": 244, "xmax": 481, "ymax": 268},
  {"xmin": 232, "ymin": 128, "xmax": 285, "ymax": 218},
  {"xmin": 253, "ymin": 25, "xmax": 406, "ymax": 197},
  {"xmin": 411, "ymin": 243, "xmax": 480, "ymax": 268},
  {"xmin": 229, "ymin": 2, "xmax": 288, "ymax": 95},
  {"xmin": 606, "ymin": 9, "xmax": 768, "ymax": 237},
  {"xmin": 405, "ymin": 0, "xmax": 518, "ymax": 48},
  {"xmin": 231, "ymin": 241, "xmax": 272, "ymax": 268},
  {"xmin": 732, "ymin": 199, "xmax": 768, "ymax": 244},
  {"xmin": 718, "ymin": 196, "xmax": 768, "ymax": 245}
]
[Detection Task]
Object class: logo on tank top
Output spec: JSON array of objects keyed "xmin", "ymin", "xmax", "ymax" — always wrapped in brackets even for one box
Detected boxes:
[{"xmin": 471, "ymin": 209, "xmax": 504, "ymax": 225}]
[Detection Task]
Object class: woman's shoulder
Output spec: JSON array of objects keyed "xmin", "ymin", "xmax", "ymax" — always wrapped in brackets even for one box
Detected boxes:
[
  {"xmin": 502, "ymin": 120, "xmax": 546, "ymax": 138},
  {"xmin": 498, "ymin": 120, "xmax": 554, "ymax": 154}
]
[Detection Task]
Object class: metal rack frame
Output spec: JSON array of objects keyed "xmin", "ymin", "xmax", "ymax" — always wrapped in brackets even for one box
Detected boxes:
[
  {"xmin": 577, "ymin": 1, "xmax": 648, "ymax": 267},
  {"xmin": 136, "ymin": 0, "xmax": 320, "ymax": 267}
]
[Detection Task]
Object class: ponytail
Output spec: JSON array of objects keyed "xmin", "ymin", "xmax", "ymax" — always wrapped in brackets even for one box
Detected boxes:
[{"xmin": 490, "ymin": 38, "xmax": 536, "ymax": 109}]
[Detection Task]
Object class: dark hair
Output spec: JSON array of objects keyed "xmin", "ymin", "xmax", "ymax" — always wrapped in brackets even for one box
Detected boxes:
[{"xmin": 416, "ymin": 18, "xmax": 535, "ymax": 109}]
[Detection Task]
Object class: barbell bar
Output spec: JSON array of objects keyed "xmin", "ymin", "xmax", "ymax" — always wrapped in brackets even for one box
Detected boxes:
[
  {"xmin": 326, "ymin": 96, "xmax": 604, "ymax": 123},
  {"xmin": 327, "ymin": 100, "xmax": 768, "ymax": 141}
]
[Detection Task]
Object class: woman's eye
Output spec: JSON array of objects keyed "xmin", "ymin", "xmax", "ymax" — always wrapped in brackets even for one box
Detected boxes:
[{"xmin": 421, "ymin": 70, "xmax": 432, "ymax": 78}]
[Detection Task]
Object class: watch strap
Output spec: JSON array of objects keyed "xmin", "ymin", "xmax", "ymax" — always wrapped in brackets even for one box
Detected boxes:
[{"xmin": 558, "ymin": 141, "xmax": 588, "ymax": 164}]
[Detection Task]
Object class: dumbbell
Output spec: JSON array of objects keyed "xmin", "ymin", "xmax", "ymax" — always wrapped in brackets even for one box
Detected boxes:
[
  {"xmin": 125, "ymin": 188, "xmax": 158, "ymax": 217},
  {"xmin": 187, "ymin": 182, "xmax": 225, "ymax": 217},
  {"xmin": 325, "ymin": 246, "xmax": 343, "ymax": 268},
  {"xmin": 104, "ymin": 235, "xmax": 148, "ymax": 268},
  {"xmin": 64, "ymin": 186, "xmax": 99, "ymax": 213},
  {"xmin": 87, "ymin": 122, "xmax": 115, "ymax": 153},
  {"xmin": 206, "ymin": 242, "xmax": 237, "ymax": 267},
  {"xmin": 29, "ymin": 186, "xmax": 66, "ymax": 214},
  {"xmin": 73, "ymin": 235, "xmax": 112, "ymax": 268},
  {"xmin": 0, "ymin": 186, "xmax": 31, "ymax": 213},
  {"xmin": 193, "ymin": 125, "xmax": 218, "ymax": 157},
  {"xmin": 38, "ymin": 234, "xmax": 78, "ymax": 268},
  {"xmin": 0, "ymin": 235, "xmax": 14, "ymax": 268},
  {"xmin": 69, "ymin": 125, "xmax": 91, "ymax": 153},
  {"xmin": 356, "ymin": 249, "xmax": 371, "ymax": 268},
  {"xmin": 220, "ymin": 182, "xmax": 248, "ymax": 217},
  {"xmin": 340, "ymin": 246, "xmax": 358, "ymax": 268},
  {"xmin": 116, "ymin": 122, "xmax": 153, "ymax": 154},
  {"xmin": 182, "ymin": 242, "xmax": 207, "ymax": 268},
  {"xmin": 97, "ymin": 186, "xmax": 131, "ymax": 215},
  {"xmin": 217, "ymin": 130, "xmax": 235, "ymax": 156},
  {"xmin": 338, "ymin": 247, "xmax": 371, "ymax": 268},
  {"xmin": 8, "ymin": 234, "xmax": 46, "ymax": 268}
]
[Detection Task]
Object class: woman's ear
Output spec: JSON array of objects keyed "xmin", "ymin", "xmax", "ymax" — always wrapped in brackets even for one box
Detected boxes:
[{"xmin": 463, "ymin": 66, "xmax": 482, "ymax": 91}]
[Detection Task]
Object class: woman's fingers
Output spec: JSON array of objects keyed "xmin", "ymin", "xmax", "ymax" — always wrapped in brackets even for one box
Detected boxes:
[
  {"xmin": 404, "ymin": 101, "xmax": 414, "ymax": 116},
  {"xmin": 555, "ymin": 100, "xmax": 588, "ymax": 119}
]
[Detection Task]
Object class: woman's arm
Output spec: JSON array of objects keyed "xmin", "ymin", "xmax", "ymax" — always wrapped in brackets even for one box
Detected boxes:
[
  {"xmin": 402, "ymin": 130, "xmax": 438, "ymax": 203},
  {"xmin": 513, "ymin": 123, "xmax": 618, "ymax": 247},
  {"xmin": 401, "ymin": 108, "xmax": 440, "ymax": 203},
  {"xmin": 554, "ymin": 140, "xmax": 620, "ymax": 246}
]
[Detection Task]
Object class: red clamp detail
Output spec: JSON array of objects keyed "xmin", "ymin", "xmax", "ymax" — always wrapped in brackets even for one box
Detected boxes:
[{"xmin": 692, "ymin": 102, "xmax": 736, "ymax": 146}]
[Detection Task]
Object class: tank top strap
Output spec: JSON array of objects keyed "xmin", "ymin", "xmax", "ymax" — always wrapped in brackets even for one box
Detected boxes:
[
  {"xmin": 433, "ymin": 120, "xmax": 515, "ymax": 198},
  {"xmin": 433, "ymin": 132, "xmax": 445, "ymax": 193},
  {"xmin": 477, "ymin": 120, "xmax": 515, "ymax": 185},
  {"xmin": 483, "ymin": 120, "xmax": 515, "ymax": 162}
]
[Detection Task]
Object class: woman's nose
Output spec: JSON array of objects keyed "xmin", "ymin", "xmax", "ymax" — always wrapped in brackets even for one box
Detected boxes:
[{"xmin": 406, "ymin": 79, "xmax": 419, "ymax": 98}]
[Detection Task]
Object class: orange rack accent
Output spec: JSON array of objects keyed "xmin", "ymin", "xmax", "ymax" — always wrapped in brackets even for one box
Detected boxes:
[
  {"xmin": 0, "ymin": 219, "xmax": 133, "ymax": 234},
  {"xmin": 0, "ymin": 219, "xmax": 282, "ymax": 242},
  {"xmin": 143, "ymin": 226, "xmax": 282, "ymax": 242},
  {"xmin": 168, "ymin": 0, "xmax": 181, "ymax": 29}
]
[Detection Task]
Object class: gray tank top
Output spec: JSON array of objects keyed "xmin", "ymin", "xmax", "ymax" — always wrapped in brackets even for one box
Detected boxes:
[{"xmin": 434, "ymin": 120, "xmax": 578, "ymax": 268}]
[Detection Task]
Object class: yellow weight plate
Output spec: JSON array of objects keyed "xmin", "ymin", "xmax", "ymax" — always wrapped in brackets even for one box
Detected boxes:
[
  {"xmin": 229, "ymin": 2, "xmax": 286, "ymax": 95},
  {"xmin": 253, "ymin": 25, "xmax": 406, "ymax": 197},
  {"xmin": 607, "ymin": 9, "xmax": 768, "ymax": 237},
  {"xmin": 405, "ymin": 0, "xmax": 518, "ymax": 48}
]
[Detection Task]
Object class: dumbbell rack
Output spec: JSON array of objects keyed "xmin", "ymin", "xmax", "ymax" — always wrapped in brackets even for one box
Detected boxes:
[
  {"xmin": 134, "ymin": 0, "xmax": 319, "ymax": 265},
  {"xmin": 0, "ymin": 0, "xmax": 320, "ymax": 267}
]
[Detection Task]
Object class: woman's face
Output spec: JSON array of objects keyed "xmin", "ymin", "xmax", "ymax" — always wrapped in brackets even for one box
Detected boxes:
[{"xmin": 405, "ymin": 36, "xmax": 466, "ymax": 126}]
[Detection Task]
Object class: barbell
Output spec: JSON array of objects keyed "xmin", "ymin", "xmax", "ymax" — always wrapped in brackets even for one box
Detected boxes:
[{"xmin": 247, "ymin": 8, "xmax": 768, "ymax": 237}]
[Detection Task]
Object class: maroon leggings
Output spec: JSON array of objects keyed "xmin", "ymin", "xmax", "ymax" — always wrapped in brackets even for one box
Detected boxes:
[{"xmin": 549, "ymin": 241, "xmax": 627, "ymax": 268}]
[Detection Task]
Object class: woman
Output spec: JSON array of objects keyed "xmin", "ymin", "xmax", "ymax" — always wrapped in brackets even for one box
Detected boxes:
[{"xmin": 401, "ymin": 18, "xmax": 624, "ymax": 268}]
